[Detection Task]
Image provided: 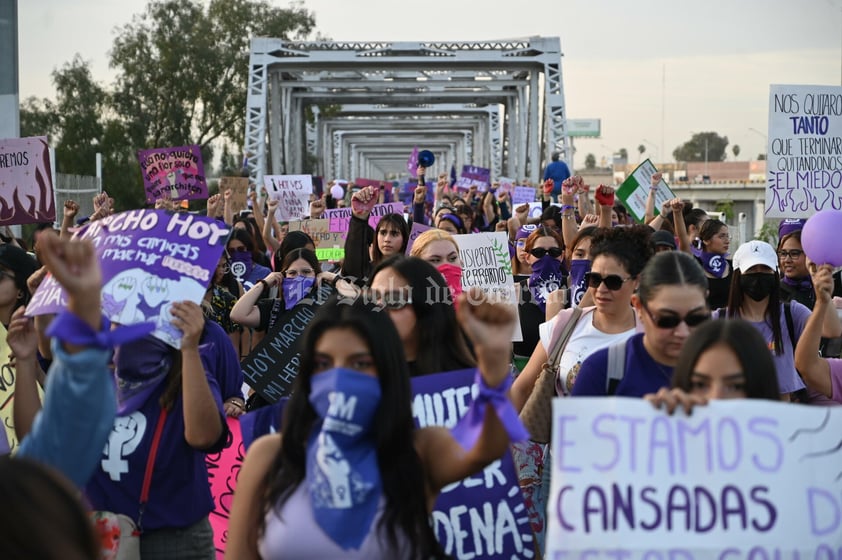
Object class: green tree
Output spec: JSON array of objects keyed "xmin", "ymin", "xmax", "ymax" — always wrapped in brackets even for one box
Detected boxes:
[
  {"xmin": 19, "ymin": 97, "xmax": 59, "ymax": 140},
  {"xmin": 109, "ymin": 0, "xmax": 316, "ymax": 152},
  {"xmin": 584, "ymin": 153, "xmax": 596, "ymax": 169},
  {"xmin": 714, "ymin": 199, "xmax": 734, "ymax": 222},
  {"xmin": 732, "ymin": 144, "xmax": 740, "ymax": 160},
  {"xmin": 673, "ymin": 132, "xmax": 729, "ymax": 162}
]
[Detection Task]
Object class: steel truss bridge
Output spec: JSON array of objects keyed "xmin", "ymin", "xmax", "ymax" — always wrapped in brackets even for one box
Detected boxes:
[{"xmin": 243, "ymin": 37, "xmax": 571, "ymax": 185}]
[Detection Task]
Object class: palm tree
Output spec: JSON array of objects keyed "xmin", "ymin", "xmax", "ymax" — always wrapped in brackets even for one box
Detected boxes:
[
  {"xmin": 637, "ymin": 144, "xmax": 646, "ymax": 162},
  {"xmin": 732, "ymin": 145, "xmax": 741, "ymax": 160}
]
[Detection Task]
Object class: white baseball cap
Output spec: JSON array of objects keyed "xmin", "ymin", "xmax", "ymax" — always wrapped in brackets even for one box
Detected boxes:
[{"xmin": 732, "ymin": 240, "xmax": 778, "ymax": 273}]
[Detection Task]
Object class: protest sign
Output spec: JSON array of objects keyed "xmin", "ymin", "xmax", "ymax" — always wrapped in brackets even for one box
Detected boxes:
[
  {"xmin": 527, "ymin": 201, "xmax": 561, "ymax": 220},
  {"xmin": 455, "ymin": 165, "xmax": 491, "ymax": 191},
  {"xmin": 26, "ymin": 209, "xmax": 229, "ymax": 348},
  {"xmin": 615, "ymin": 159, "xmax": 675, "ymax": 223},
  {"xmin": 354, "ymin": 178, "xmax": 382, "ymax": 189},
  {"xmin": 412, "ymin": 369, "xmax": 534, "ymax": 559},
  {"xmin": 453, "ymin": 232, "xmax": 522, "ymax": 342},
  {"xmin": 765, "ymin": 84, "xmax": 842, "ymax": 218},
  {"xmin": 513, "ymin": 185, "xmax": 537, "ymax": 205},
  {"xmin": 405, "ymin": 221, "xmax": 432, "ymax": 254},
  {"xmin": 219, "ymin": 177, "xmax": 249, "ymax": 215},
  {"xmin": 263, "ymin": 174, "xmax": 312, "ymax": 222},
  {"xmin": 288, "ymin": 219, "xmax": 347, "ymax": 258},
  {"xmin": 0, "ymin": 136, "xmax": 55, "ymax": 225},
  {"xmin": 498, "ymin": 176, "xmax": 515, "ymax": 194},
  {"xmin": 137, "ymin": 144, "xmax": 208, "ymax": 203},
  {"xmin": 547, "ymin": 398, "xmax": 842, "ymax": 560},
  {"xmin": 240, "ymin": 283, "xmax": 333, "ymax": 403},
  {"xmin": 323, "ymin": 202, "xmax": 404, "ymax": 233},
  {"xmin": 206, "ymin": 417, "xmax": 243, "ymax": 559}
]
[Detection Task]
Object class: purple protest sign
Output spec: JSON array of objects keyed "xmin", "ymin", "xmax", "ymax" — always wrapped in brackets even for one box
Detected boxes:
[
  {"xmin": 0, "ymin": 136, "xmax": 56, "ymax": 225},
  {"xmin": 455, "ymin": 165, "xmax": 492, "ymax": 192},
  {"xmin": 137, "ymin": 144, "xmax": 208, "ymax": 203},
  {"xmin": 405, "ymin": 221, "xmax": 432, "ymax": 255},
  {"xmin": 411, "ymin": 369, "xmax": 534, "ymax": 559},
  {"xmin": 26, "ymin": 209, "xmax": 230, "ymax": 348},
  {"xmin": 512, "ymin": 185, "xmax": 537, "ymax": 205},
  {"xmin": 324, "ymin": 202, "xmax": 404, "ymax": 233}
]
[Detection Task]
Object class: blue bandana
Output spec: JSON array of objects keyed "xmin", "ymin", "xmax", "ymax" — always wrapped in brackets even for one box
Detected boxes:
[{"xmin": 307, "ymin": 368, "xmax": 382, "ymax": 550}]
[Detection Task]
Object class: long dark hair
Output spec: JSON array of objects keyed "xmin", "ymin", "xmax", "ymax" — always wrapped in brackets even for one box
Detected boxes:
[
  {"xmin": 280, "ymin": 248, "xmax": 321, "ymax": 276},
  {"xmin": 234, "ymin": 215, "xmax": 268, "ymax": 255},
  {"xmin": 372, "ymin": 213, "xmax": 410, "ymax": 266},
  {"xmin": 371, "ymin": 255, "xmax": 476, "ymax": 375},
  {"xmin": 637, "ymin": 251, "xmax": 709, "ymax": 306},
  {"xmin": 699, "ymin": 219, "xmax": 727, "ymax": 253},
  {"xmin": 0, "ymin": 456, "xmax": 99, "ymax": 560},
  {"xmin": 228, "ymin": 228, "xmax": 264, "ymax": 266},
  {"xmin": 261, "ymin": 296, "xmax": 445, "ymax": 558},
  {"xmin": 726, "ymin": 268, "xmax": 785, "ymax": 355},
  {"xmin": 273, "ymin": 231, "xmax": 315, "ymax": 272},
  {"xmin": 672, "ymin": 318, "xmax": 780, "ymax": 399}
]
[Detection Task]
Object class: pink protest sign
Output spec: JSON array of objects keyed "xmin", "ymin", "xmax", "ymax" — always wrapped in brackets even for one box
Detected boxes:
[
  {"xmin": 0, "ymin": 136, "xmax": 56, "ymax": 225},
  {"xmin": 206, "ymin": 417, "xmax": 244, "ymax": 559},
  {"xmin": 325, "ymin": 202, "xmax": 404, "ymax": 233},
  {"xmin": 137, "ymin": 144, "xmax": 208, "ymax": 203}
]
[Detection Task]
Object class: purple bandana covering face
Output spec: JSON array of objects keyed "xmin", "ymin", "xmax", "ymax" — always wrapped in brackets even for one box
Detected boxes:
[
  {"xmin": 700, "ymin": 251, "xmax": 727, "ymax": 278},
  {"xmin": 528, "ymin": 255, "xmax": 564, "ymax": 312},
  {"xmin": 282, "ymin": 276, "xmax": 316, "ymax": 310},
  {"xmin": 568, "ymin": 259, "xmax": 591, "ymax": 307},
  {"xmin": 113, "ymin": 335, "xmax": 174, "ymax": 414},
  {"xmin": 307, "ymin": 368, "xmax": 382, "ymax": 551},
  {"xmin": 228, "ymin": 251, "xmax": 253, "ymax": 283}
]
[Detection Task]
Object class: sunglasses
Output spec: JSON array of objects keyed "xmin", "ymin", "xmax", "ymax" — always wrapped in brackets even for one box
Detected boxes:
[
  {"xmin": 584, "ymin": 272, "xmax": 634, "ymax": 291},
  {"xmin": 530, "ymin": 247, "xmax": 563, "ymax": 259},
  {"xmin": 642, "ymin": 304, "xmax": 710, "ymax": 329}
]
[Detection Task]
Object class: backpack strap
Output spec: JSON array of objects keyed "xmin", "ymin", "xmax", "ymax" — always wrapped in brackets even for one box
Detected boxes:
[
  {"xmin": 605, "ymin": 339, "xmax": 628, "ymax": 395},
  {"xmin": 783, "ymin": 301, "xmax": 797, "ymax": 352}
]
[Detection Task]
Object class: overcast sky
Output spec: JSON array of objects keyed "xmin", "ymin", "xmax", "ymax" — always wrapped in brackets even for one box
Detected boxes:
[{"xmin": 17, "ymin": 0, "xmax": 842, "ymax": 169}]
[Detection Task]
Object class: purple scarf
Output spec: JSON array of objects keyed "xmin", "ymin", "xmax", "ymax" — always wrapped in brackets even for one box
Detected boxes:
[
  {"xmin": 568, "ymin": 259, "xmax": 591, "ymax": 307},
  {"xmin": 700, "ymin": 252, "xmax": 727, "ymax": 278},
  {"xmin": 113, "ymin": 335, "xmax": 174, "ymax": 415},
  {"xmin": 283, "ymin": 276, "xmax": 316, "ymax": 310},
  {"xmin": 782, "ymin": 275, "xmax": 813, "ymax": 293}
]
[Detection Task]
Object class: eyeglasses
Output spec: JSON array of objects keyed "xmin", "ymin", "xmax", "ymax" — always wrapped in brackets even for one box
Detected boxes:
[
  {"xmin": 367, "ymin": 289, "xmax": 413, "ymax": 310},
  {"xmin": 530, "ymin": 247, "xmax": 563, "ymax": 259},
  {"xmin": 584, "ymin": 272, "xmax": 634, "ymax": 291},
  {"xmin": 777, "ymin": 249, "xmax": 804, "ymax": 260},
  {"xmin": 642, "ymin": 304, "xmax": 710, "ymax": 329},
  {"xmin": 284, "ymin": 269, "xmax": 315, "ymax": 278}
]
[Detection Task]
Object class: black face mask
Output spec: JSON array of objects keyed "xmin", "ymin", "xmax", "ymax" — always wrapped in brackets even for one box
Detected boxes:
[{"xmin": 740, "ymin": 273, "xmax": 776, "ymax": 302}]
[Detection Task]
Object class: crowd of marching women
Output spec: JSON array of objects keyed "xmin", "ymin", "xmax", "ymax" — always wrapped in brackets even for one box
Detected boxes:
[{"xmin": 2, "ymin": 163, "xmax": 842, "ymax": 559}]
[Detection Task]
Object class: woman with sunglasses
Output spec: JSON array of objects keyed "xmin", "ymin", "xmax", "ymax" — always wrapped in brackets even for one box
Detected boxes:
[
  {"xmin": 716, "ymin": 240, "xmax": 842, "ymax": 401},
  {"xmin": 513, "ymin": 227, "xmax": 567, "ymax": 370},
  {"xmin": 571, "ymin": 250, "xmax": 710, "ymax": 397},
  {"xmin": 368, "ymin": 256, "xmax": 475, "ymax": 377},
  {"xmin": 645, "ymin": 318, "xmax": 780, "ymax": 414}
]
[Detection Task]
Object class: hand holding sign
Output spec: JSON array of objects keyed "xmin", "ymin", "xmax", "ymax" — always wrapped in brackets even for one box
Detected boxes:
[
  {"xmin": 169, "ymin": 301, "xmax": 205, "ymax": 350},
  {"xmin": 595, "ymin": 185, "xmax": 615, "ymax": 207},
  {"xmin": 644, "ymin": 386, "xmax": 708, "ymax": 416},
  {"xmin": 351, "ymin": 186, "xmax": 378, "ymax": 219},
  {"xmin": 38, "ymin": 235, "xmax": 102, "ymax": 330}
]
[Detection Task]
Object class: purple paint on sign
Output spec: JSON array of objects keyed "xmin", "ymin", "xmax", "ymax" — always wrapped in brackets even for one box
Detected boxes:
[{"xmin": 137, "ymin": 144, "xmax": 208, "ymax": 202}]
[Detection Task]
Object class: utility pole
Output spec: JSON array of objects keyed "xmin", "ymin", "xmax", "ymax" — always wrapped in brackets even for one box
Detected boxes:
[{"xmin": 0, "ymin": 0, "xmax": 19, "ymax": 139}]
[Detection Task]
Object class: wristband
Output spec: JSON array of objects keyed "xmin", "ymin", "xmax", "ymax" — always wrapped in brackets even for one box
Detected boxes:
[
  {"xmin": 46, "ymin": 310, "xmax": 155, "ymax": 350},
  {"xmin": 561, "ymin": 205, "xmax": 574, "ymax": 211},
  {"xmin": 450, "ymin": 369, "xmax": 529, "ymax": 449},
  {"xmin": 258, "ymin": 279, "xmax": 269, "ymax": 292}
]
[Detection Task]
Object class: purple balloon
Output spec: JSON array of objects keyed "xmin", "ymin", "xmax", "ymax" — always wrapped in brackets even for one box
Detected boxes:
[{"xmin": 802, "ymin": 210, "xmax": 842, "ymax": 266}]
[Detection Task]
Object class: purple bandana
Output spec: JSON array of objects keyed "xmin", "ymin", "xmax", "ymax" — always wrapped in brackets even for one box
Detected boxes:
[
  {"xmin": 282, "ymin": 276, "xmax": 316, "ymax": 310},
  {"xmin": 450, "ymin": 369, "xmax": 528, "ymax": 448},
  {"xmin": 113, "ymin": 334, "xmax": 174, "ymax": 415},
  {"xmin": 229, "ymin": 251, "xmax": 254, "ymax": 283},
  {"xmin": 700, "ymin": 251, "xmax": 727, "ymax": 278},
  {"xmin": 528, "ymin": 256, "xmax": 565, "ymax": 312},
  {"xmin": 568, "ymin": 259, "xmax": 591, "ymax": 307},
  {"xmin": 782, "ymin": 275, "xmax": 813, "ymax": 293}
]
